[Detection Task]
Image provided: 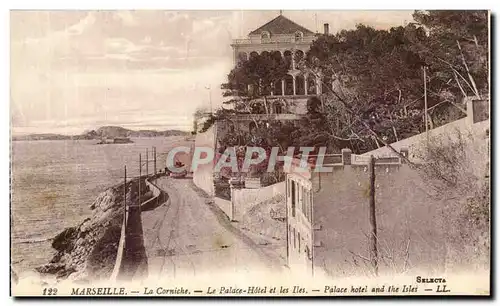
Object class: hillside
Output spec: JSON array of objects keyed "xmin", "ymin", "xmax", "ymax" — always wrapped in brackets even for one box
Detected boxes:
[
  {"xmin": 95, "ymin": 126, "xmax": 189, "ymax": 138},
  {"xmin": 96, "ymin": 126, "xmax": 130, "ymax": 138},
  {"xmin": 12, "ymin": 126, "xmax": 190, "ymax": 141},
  {"xmin": 128, "ymin": 129, "xmax": 189, "ymax": 137},
  {"xmin": 12, "ymin": 133, "xmax": 71, "ymax": 141}
]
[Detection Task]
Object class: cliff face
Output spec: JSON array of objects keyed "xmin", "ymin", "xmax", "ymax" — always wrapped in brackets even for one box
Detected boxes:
[{"xmin": 36, "ymin": 178, "xmax": 152, "ymax": 283}]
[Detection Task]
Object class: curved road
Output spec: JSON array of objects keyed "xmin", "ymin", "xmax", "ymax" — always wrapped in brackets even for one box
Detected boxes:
[{"xmin": 141, "ymin": 176, "xmax": 285, "ymax": 281}]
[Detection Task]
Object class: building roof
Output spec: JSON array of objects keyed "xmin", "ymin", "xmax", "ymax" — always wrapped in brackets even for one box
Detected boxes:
[{"xmin": 249, "ymin": 15, "xmax": 314, "ymax": 36}]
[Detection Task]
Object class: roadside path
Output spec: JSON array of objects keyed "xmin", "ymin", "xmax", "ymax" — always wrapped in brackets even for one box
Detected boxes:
[{"xmin": 141, "ymin": 176, "xmax": 285, "ymax": 280}]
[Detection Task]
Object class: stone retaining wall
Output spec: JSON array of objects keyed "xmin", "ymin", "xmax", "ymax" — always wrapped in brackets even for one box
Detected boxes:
[{"xmin": 110, "ymin": 174, "xmax": 167, "ymax": 282}]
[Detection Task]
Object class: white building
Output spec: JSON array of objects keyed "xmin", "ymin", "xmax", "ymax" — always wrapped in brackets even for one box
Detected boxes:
[{"xmin": 230, "ymin": 14, "xmax": 331, "ymax": 116}]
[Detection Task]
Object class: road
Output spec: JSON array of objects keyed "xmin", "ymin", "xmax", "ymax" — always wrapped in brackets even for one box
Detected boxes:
[{"xmin": 141, "ymin": 176, "xmax": 285, "ymax": 281}]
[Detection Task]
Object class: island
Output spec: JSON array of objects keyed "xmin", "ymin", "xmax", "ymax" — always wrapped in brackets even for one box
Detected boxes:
[{"xmin": 12, "ymin": 126, "xmax": 190, "ymax": 142}]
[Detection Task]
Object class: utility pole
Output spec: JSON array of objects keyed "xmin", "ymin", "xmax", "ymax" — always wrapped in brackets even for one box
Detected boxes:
[
  {"xmin": 369, "ymin": 155, "xmax": 378, "ymax": 277},
  {"xmin": 124, "ymin": 165, "xmax": 127, "ymax": 224},
  {"xmin": 315, "ymin": 13, "xmax": 318, "ymax": 33},
  {"xmin": 423, "ymin": 66, "xmax": 429, "ymax": 145},
  {"xmin": 153, "ymin": 146, "xmax": 157, "ymax": 175},
  {"xmin": 146, "ymin": 148, "xmax": 149, "ymax": 176},
  {"xmin": 139, "ymin": 153, "xmax": 141, "ymax": 206}
]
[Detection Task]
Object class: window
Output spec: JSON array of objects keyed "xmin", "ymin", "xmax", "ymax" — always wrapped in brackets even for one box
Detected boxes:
[
  {"xmin": 291, "ymin": 181, "xmax": 296, "ymax": 217},
  {"xmin": 294, "ymin": 31, "xmax": 303, "ymax": 42},
  {"xmin": 261, "ymin": 31, "xmax": 270, "ymax": 40}
]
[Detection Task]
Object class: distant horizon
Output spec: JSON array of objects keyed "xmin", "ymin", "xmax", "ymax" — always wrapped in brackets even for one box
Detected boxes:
[{"xmin": 11, "ymin": 124, "xmax": 192, "ymax": 137}]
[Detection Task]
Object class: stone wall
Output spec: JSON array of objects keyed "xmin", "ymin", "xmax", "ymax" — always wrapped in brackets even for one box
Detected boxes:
[
  {"xmin": 141, "ymin": 175, "xmax": 167, "ymax": 212},
  {"xmin": 192, "ymin": 124, "xmax": 216, "ymax": 196},
  {"xmin": 111, "ymin": 174, "xmax": 167, "ymax": 282},
  {"xmin": 214, "ymin": 197, "xmax": 233, "ymax": 220},
  {"xmin": 311, "ymin": 163, "xmax": 446, "ymax": 277},
  {"xmin": 312, "ymin": 136, "xmax": 489, "ymax": 277},
  {"xmin": 230, "ymin": 182, "xmax": 285, "ymax": 221},
  {"xmin": 363, "ymin": 98, "xmax": 489, "ymax": 163}
]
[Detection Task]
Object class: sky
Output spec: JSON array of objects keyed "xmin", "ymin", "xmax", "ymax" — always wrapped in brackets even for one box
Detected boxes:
[{"xmin": 10, "ymin": 10, "xmax": 414, "ymax": 135}]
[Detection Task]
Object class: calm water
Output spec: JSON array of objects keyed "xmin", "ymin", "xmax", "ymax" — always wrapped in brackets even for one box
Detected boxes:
[{"xmin": 11, "ymin": 136, "xmax": 190, "ymax": 273}]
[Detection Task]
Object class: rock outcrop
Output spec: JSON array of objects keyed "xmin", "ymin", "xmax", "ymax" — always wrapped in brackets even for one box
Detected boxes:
[{"xmin": 36, "ymin": 178, "xmax": 152, "ymax": 282}]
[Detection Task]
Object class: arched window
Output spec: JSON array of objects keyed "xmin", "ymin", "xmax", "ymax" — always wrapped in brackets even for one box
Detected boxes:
[
  {"xmin": 294, "ymin": 31, "xmax": 303, "ymax": 42},
  {"xmin": 261, "ymin": 31, "xmax": 270, "ymax": 40},
  {"xmin": 296, "ymin": 75, "xmax": 305, "ymax": 95},
  {"xmin": 284, "ymin": 75, "xmax": 294, "ymax": 95},
  {"xmin": 283, "ymin": 50, "xmax": 292, "ymax": 70},
  {"xmin": 274, "ymin": 80, "xmax": 283, "ymax": 96}
]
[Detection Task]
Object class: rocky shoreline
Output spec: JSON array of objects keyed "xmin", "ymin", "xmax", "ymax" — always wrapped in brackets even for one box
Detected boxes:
[{"xmin": 35, "ymin": 178, "xmax": 153, "ymax": 283}]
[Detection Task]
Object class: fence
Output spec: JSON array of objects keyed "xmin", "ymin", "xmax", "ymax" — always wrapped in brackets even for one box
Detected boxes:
[{"xmin": 110, "ymin": 146, "xmax": 166, "ymax": 282}]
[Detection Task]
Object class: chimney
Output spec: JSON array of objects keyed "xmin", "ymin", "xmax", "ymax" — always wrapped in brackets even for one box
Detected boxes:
[{"xmin": 324, "ymin": 23, "xmax": 329, "ymax": 35}]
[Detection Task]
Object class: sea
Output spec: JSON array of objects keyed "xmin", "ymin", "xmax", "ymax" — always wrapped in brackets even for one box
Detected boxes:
[{"xmin": 10, "ymin": 136, "xmax": 191, "ymax": 274}]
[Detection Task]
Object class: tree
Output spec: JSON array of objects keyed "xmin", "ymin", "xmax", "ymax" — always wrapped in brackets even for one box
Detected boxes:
[
  {"xmin": 221, "ymin": 52, "xmax": 289, "ymax": 115},
  {"xmin": 298, "ymin": 23, "xmax": 429, "ymax": 153},
  {"xmin": 307, "ymin": 96, "xmax": 322, "ymax": 114},
  {"xmin": 411, "ymin": 10, "xmax": 489, "ymax": 99}
]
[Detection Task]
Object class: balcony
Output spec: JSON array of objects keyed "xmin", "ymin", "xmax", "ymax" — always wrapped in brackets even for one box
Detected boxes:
[
  {"xmin": 230, "ymin": 113, "xmax": 305, "ymax": 121},
  {"xmin": 231, "ymin": 36, "xmax": 315, "ymax": 45}
]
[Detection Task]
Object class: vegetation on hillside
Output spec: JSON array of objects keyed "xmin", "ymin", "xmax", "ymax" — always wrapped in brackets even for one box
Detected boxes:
[
  {"xmin": 295, "ymin": 10, "xmax": 488, "ymax": 153},
  {"xmin": 204, "ymin": 10, "xmax": 488, "ymax": 155},
  {"xmin": 221, "ymin": 50, "xmax": 289, "ymax": 115}
]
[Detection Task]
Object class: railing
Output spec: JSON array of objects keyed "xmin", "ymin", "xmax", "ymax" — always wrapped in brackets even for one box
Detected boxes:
[
  {"xmin": 110, "ymin": 173, "xmax": 167, "ymax": 282},
  {"xmin": 320, "ymin": 154, "xmax": 343, "ymax": 165},
  {"xmin": 141, "ymin": 174, "xmax": 167, "ymax": 211},
  {"xmin": 232, "ymin": 36, "xmax": 315, "ymax": 45},
  {"xmin": 230, "ymin": 114, "xmax": 305, "ymax": 120},
  {"xmin": 293, "ymin": 154, "xmax": 343, "ymax": 166}
]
